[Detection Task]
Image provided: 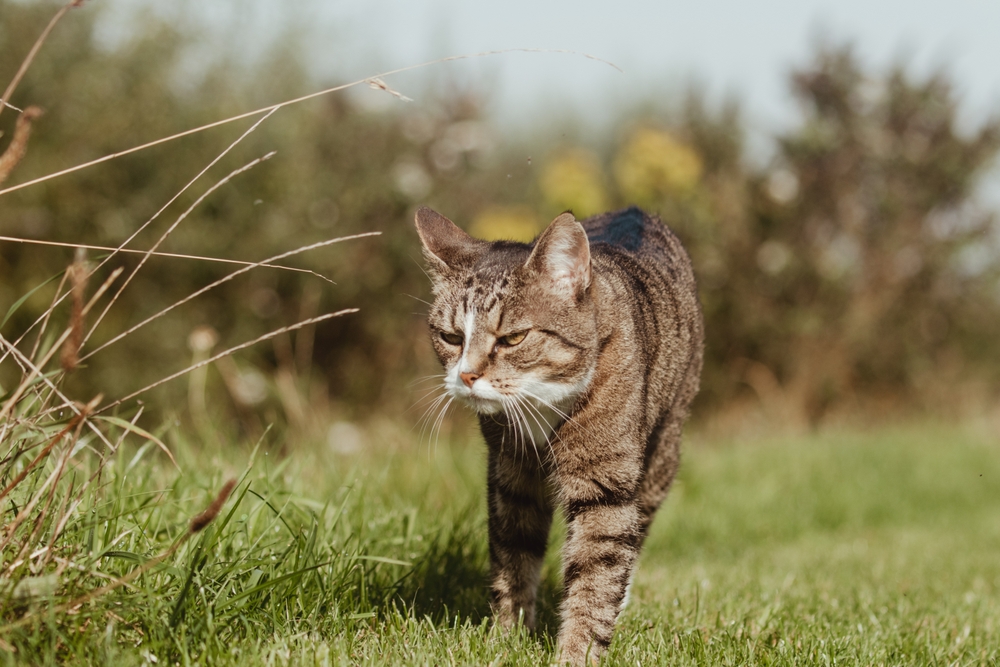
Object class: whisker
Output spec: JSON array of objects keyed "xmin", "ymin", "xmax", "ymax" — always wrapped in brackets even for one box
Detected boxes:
[
  {"xmin": 514, "ymin": 395, "xmax": 547, "ymax": 466},
  {"xmin": 506, "ymin": 395, "xmax": 539, "ymax": 465},
  {"xmin": 409, "ymin": 381, "xmax": 447, "ymax": 403},
  {"xmin": 521, "ymin": 396, "xmax": 555, "ymax": 439},
  {"xmin": 402, "ymin": 293, "xmax": 433, "ymax": 307},
  {"xmin": 509, "ymin": 398, "xmax": 530, "ymax": 459},
  {"xmin": 414, "ymin": 391, "xmax": 449, "ymax": 441},
  {"xmin": 499, "ymin": 398, "xmax": 521, "ymax": 458},
  {"xmin": 519, "ymin": 388, "xmax": 590, "ymax": 436},
  {"xmin": 518, "ymin": 389, "xmax": 571, "ymax": 420},
  {"xmin": 407, "ymin": 374, "xmax": 447, "ymax": 389},
  {"xmin": 430, "ymin": 396, "xmax": 454, "ymax": 455}
]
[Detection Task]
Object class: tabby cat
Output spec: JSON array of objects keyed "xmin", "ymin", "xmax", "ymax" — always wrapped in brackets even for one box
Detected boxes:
[{"xmin": 415, "ymin": 205, "xmax": 704, "ymax": 664}]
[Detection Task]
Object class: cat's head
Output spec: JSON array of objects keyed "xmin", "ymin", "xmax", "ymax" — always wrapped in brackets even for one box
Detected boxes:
[{"xmin": 415, "ymin": 206, "xmax": 598, "ymax": 417}]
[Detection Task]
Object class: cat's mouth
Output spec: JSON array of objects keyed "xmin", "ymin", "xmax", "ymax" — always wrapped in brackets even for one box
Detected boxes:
[
  {"xmin": 453, "ymin": 386, "xmax": 504, "ymax": 415},
  {"xmin": 466, "ymin": 395, "xmax": 504, "ymax": 415},
  {"xmin": 445, "ymin": 375, "xmax": 505, "ymax": 415}
]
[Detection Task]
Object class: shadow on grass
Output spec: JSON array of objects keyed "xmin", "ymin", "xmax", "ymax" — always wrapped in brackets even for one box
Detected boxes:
[{"xmin": 387, "ymin": 505, "xmax": 563, "ymax": 639}]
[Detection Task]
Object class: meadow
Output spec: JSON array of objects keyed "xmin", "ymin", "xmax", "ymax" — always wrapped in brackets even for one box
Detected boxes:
[
  {"xmin": 2, "ymin": 417, "xmax": 998, "ymax": 666},
  {"xmin": 4, "ymin": 3, "xmax": 1000, "ymax": 665}
]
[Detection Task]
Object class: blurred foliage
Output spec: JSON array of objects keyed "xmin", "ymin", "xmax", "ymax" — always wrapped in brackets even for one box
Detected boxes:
[
  {"xmin": 1, "ymin": 1, "xmax": 999, "ymax": 431},
  {"xmin": 613, "ymin": 127, "xmax": 704, "ymax": 205},
  {"xmin": 539, "ymin": 147, "xmax": 609, "ymax": 218},
  {"xmin": 469, "ymin": 205, "xmax": 542, "ymax": 242}
]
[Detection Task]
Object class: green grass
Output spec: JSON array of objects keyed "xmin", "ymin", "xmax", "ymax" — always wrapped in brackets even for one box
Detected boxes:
[{"xmin": 3, "ymin": 419, "xmax": 1000, "ymax": 665}]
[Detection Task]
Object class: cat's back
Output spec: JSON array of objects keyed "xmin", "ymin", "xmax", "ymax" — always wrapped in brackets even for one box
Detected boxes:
[
  {"xmin": 583, "ymin": 206, "xmax": 698, "ymax": 303},
  {"xmin": 581, "ymin": 206, "xmax": 693, "ymax": 277},
  {"xmin": 582, "ymin": 206, "xmax": 703, "ymax": 415}
]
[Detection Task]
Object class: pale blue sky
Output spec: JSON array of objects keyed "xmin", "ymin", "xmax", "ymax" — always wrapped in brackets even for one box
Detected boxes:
[
  {"xmin": 309, "ymin": 0, "xmax": 1000, "ymax": 141},
  {"xmin": 103, "ymin": 0, "xmax": 1000, "ymax": 138},
  {"xmin": 98, "ymin": 0, "xmax": 1000, "ymax": 191}
]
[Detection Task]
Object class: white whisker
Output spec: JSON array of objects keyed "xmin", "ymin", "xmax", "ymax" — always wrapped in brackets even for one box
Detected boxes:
[
  {"xmin": 519, "ymin": 387, "xmax": 590, "ymax": 437},
  {"xmin": 501, "ymin": 396, "xmax": 528, "ymax": 460},
  {"xmin": 515, "ymin": 395, "xmax": 552, "ymax": 465},
  {"xmin": 414, "ymin": 390, "xmax": 450, "ymax": 442},
  {"xmin": 407, "ymin": 373, "xmax": 446, "ymax": 388},
  {"xmin": 430, "ymin": 396, "xmax": 454, "ymax": 455}
]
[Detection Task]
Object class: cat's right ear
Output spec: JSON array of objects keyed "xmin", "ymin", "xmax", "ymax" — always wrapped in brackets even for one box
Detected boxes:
[
  {"xmin": 525, "ymin": 212, "xmax": 591, "ymax": 299},
  {"xmin": 414, "ymin": 206, "xmax": 485, "ymax": 275}
]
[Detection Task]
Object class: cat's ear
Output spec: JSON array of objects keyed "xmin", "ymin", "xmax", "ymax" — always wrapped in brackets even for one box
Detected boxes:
[
  {"xmin": 525, "ymin": 212, "xmax": 591, "ymax": 298},
  {"xmin": 414, "ymin": 206, "xmax": 485, "ymax": 274}
]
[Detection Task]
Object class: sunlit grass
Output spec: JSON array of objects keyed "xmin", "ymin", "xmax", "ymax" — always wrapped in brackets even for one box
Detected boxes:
[{"xmin": 2, "ymin": 420, "xmax": 999, "ymax": 665}]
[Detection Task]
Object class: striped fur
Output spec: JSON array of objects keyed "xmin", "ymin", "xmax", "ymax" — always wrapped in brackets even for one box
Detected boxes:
[{"xmin": 416, "ymin": 205, "xmax": 704, "ymax": 665}]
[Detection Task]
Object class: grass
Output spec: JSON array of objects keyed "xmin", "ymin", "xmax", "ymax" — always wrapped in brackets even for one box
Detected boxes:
[{"xmin": 2, "ymin": 418, "xmax": 999, "ymax": 665}]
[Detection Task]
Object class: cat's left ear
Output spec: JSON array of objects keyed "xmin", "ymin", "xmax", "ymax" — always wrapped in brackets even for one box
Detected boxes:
[{"xmin": 525, "ymin": 212, "xmax": 591, "ymax": 298}]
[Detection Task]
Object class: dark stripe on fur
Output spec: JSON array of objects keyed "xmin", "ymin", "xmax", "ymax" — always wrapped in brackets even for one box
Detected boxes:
[
  {"xmin": 538, "ymin": 328, "xmax": 586, "ymax": 351},
  {"xmin": 565, "ymin": 494, "xmax": 632, "ymax": 519},
  {"xmin": 490, "ymin": 527, "xmax": 549, "ymax": 558},
  {"xmin": 563, "ymin": 549, "xmax": 635, "ymax": 589}
]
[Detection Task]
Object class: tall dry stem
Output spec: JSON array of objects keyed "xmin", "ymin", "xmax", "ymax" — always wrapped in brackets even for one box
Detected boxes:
[
  {"xmin": 0, "ymin": 0, "xmax": 83, "ymax": 121},
  {"xmin": 0, "ymin": 106, "xmax": 43, "ymax": 184},
  {"xmin": 60, "ymin": 248, "xmax": 88, "ymax": 373}
]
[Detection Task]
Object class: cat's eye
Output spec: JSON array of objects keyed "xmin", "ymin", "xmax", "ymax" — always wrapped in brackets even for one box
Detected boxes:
[
  {"xmin": 497, "ymin": 331, "xmax": 528, "ymax": 347},
  {"xmin": 440, "ymin": 331, "xmax": 463, "ymax": 346}
]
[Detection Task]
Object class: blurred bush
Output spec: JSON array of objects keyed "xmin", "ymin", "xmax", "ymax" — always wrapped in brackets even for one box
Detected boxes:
[
  {"xmin": 540, "ymin": 148, "xmax": 609, "ymax": 218},
  {"xmin": 1, "ymin": 2, "xmax": 998, "ymax": 430},
  {"xmin": 700, "ymin": 48, "xmax": 1000, "ymax": 424},
  {"xmin": 613, "ymin": 127, "xmax": 703, "ymax": 205}
]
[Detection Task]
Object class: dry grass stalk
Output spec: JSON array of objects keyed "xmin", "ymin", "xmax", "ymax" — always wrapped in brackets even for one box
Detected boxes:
[
  {"xmin": 32, "ymin": 408, "xmax": 146, "ymax": 573},
  {"xmin": 0, "ymin": 48, "xmax": 619, "ymax": 197},
  {"xmin": 0, "ymin": 401, "xmax": 91, "ymax": 504},
  {"xmin": 9, "ymin": 415, "xmax": 83, "ymax": 569},
  {"xmin": 80, "ymin": 107, "xmax": 280, "ymax": 347},
  {"xmin": 0, "ymin": 268, "xmax": 120, "ymax": 423},
  {"xmin": 0, "ymin": 333, "xmax": 116, "ymax": 455},
  {"xmin": 82, "ymin": 149, "xmax": 277, "ymax": 349},
  {"xmin": 0, "ymin": 0, "xmax": 84, "ymax": 122},
  {"xmin": 60, "ymin": 248, "xmax": 88, "ymax": 373},
  {"xmin": 0, "ymin": 395, "xmax": 100, "ymax": 553},
  {"xmin": 366, "ymin": 77, "xmax": 412, "ymax": 102},
  {"xmin": 2, "ymin": 109, "xmax": 281, "ymax": 359},
  {"xmin": 81, "ymin": 232, "xmax": 379, "ymax": 363},
  {"xmin": 98, "ymin": 309, "xmax": 359, "ymax": 412},
  {"xmin": 0, "ymin": 106, "xmax": 44, "ymax": 185},
  {"xmin": 189, "ymin": 479, "xmax": 237, "ymax": 533},
  {"xmin": 0, "ymin": 236, "xmax": 333, "ymax": 282},
  {"xmin": 25, "ymin": 266, "xmax": 70, "ymax": 363}
]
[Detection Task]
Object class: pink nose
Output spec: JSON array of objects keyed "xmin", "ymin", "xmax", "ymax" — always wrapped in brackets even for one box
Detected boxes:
[{"xmin": 460, "ymin": 372, "xmax": 480, "ymax": 388}]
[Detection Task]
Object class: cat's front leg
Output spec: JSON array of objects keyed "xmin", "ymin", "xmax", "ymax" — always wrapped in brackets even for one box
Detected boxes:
[
  {"xmin": 556, "ymin": 492, "xmax": 643, "ymax": 665},
  {"xmin": 487, "ymin": 446, "xmax": 554, "ymax": 630}
]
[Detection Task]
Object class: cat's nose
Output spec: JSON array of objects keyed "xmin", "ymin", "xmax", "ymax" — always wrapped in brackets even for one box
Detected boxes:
[{"xmin": 460, "ymin": 372, "xmax": 480, "ymax": 388}]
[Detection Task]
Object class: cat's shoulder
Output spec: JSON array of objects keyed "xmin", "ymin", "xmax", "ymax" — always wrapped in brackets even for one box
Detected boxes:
[{"xmin": 581, "ymin": 206, "xmax": 683, "ymax": 260}]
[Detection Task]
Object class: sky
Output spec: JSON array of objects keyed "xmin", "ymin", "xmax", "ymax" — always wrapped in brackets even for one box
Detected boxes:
[
  {"xmin": 102, "ymin": 0, "xmax": 1000, "ymax": 128},
  {"xmin": 307, "ymin": 0, "xmax": 1000, "ymax": 144},
  {"xmin": 99, "ymin": 0, "xmax": 1000, "ymax": 178}
]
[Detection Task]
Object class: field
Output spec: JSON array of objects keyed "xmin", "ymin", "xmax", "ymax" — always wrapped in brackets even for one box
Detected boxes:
[
  {"xmin": 5, "ymin": 2, "xmax": 1000, "ymax": 665},
  {"xmin": 2, "ymin": 417, "xmax": 999, "ymax": 666}
]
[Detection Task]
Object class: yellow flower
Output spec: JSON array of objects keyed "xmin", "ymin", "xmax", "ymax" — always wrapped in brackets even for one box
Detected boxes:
[
  {"xmin": 539, "ymin": 148, "xmax": 609, "ymax": 218},
  {"xmin": 613, "ymin": 128, "xmax": 703, "ymax": 203},
  {"xmin": 469, "ymin": 206, "xmax": 542, "ymax": 242}
]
